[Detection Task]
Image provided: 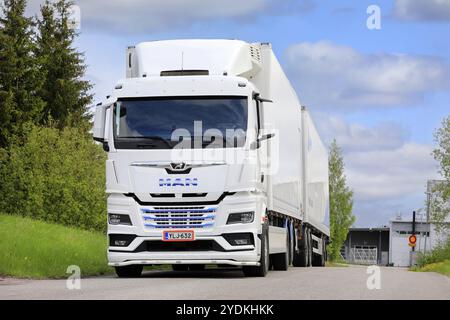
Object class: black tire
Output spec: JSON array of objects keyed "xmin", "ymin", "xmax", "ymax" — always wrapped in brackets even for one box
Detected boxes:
[
  {"xmin": 288, "ymin": 226, "xmax": 294, "ymax": 266},
  {"xmin": 115, "ymin": 265, "xmax": 143, "ymax": 278},
  {"xmin": 321, "ymin": 237, "xmax": 327, "ymax": 267},
  {"xmin": 306, "ymin": 229, "xmax": 313, "ymax": 267},
  {"xmin": 243, "ymin": 227, "xmax": 269, "ymax": 277},
  {"xmin": 272, "ymin": 229, "xmax": 289, "ymax": 271},
  {"xmin": 293, "ymin": 227, "xmax": 309, "ymax": 267},
  {"xmin": 188, "ymin": 264, "xmax": 205, "ymax": 271},
  {"xmin": 172, "ymin": 264, "xmax": 189, "ymax": 271}
]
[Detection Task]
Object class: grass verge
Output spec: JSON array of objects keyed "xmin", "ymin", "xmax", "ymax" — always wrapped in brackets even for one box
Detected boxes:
[
  {"xmin": 0, "ymin": 214, "xmax": 112, "ymax": 279},
  {"xmin": 326, "ymin": 257, "xmax": 349, "ymax": 267},
  {"xmin": 412, "ymin": 260, "xmax": 450, "ymax": 277}
]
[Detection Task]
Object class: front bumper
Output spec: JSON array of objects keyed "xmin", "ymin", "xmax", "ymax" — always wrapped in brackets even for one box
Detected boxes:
[{"xmin": 107, "ymin": 192, "xmax": 264, "ymax": 266}]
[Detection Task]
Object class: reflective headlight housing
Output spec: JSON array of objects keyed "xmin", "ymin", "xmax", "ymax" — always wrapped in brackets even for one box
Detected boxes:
[
  {"xmin": 108, "ymin": 213, "xmax": 132, "ymax": 225},
  {"xmin": 226, "ymin": 211, "xmax": 254, "ymax": 224}
]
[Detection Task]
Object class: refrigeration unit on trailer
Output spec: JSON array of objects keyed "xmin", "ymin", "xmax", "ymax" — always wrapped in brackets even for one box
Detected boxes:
[{"xmin": 93, "ymin": 39, "xmax": 330, "ymax": 277}]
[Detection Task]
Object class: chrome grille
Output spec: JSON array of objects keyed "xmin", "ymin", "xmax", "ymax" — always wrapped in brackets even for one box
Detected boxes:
[{"xmin": 141, "ymin": 206, "xmax": 216, "ymax": 229}]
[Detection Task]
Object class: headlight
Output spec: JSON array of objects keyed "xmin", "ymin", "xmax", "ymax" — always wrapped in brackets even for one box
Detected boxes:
[
  {"xmin": 227, "ymin": 211, "xmax": 254, "ymax": 224},
  {"xmin": 108, "ymin": 213, "xmax": 132, "ymax": 225}
]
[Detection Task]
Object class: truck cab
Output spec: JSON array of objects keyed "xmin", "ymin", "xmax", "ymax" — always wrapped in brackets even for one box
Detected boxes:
[{"xmin": 93, "ymin": 40, "xmax": 329, "ymax": 277}]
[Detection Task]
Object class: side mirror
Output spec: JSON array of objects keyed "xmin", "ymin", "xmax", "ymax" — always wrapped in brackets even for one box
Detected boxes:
[
  {"xmin": 250, "ymin": 133, "xmax": 275, "ymax": 150},
  {"xmin": 93, "ymin": 103, "xmax": 106, "ymax": 142},
  {"xmin": 93, "ymin": 98, "xmax": 116, "ymax": 144}
]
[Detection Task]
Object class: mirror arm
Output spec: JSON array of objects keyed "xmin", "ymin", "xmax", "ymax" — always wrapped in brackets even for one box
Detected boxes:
[{"xmin": 252, "ymin": 93, "xmax": 273, "ymax": 103}]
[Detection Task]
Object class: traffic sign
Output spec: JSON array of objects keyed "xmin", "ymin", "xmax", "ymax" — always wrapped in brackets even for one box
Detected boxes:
[{"xmin": 408, "ymin": 235, "xmax": 417, "ymax": 247}]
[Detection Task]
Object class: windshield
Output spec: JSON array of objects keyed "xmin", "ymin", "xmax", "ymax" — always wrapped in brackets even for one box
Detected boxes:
[{"xmin": 113, "ymin": 96, "xmax": 248, "ymax": 149}]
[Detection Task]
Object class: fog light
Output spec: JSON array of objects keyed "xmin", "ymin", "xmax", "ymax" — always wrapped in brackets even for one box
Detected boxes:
[
  {"xmin": 109, "ymin": 234, "xmax": 136, "ymax": 247},
  {"xmin": 226, "ymin": 212, "xmax": 254, "ymax": 224},
  {"xmin": 223, "ymin": 233, "xmax": 254, "ymax": 246},
  {"xmin": 108, "ymin": 213, "xmax": 132, "ymax": 225}
]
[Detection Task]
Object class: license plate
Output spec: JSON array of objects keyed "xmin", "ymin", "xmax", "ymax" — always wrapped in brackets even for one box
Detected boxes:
[{"xmin": 162, "ymin": 230, "xmax": 195, "ymax": 242}]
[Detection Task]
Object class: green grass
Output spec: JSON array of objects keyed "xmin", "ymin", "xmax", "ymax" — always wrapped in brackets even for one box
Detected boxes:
[
  {"xmin": 412, "ymin": 238, "xmax": 450, "ymax": 277},
  {"xmin": 326, "ymin": 261, "xmax": 348, "ymax": 267},
  {"xmin": 413, "ymin": 260, "xmax": 450, "ymax": 277},
  {"xmin": 0, "ymin": 214, "xmax": 112, "ymax": 279}
]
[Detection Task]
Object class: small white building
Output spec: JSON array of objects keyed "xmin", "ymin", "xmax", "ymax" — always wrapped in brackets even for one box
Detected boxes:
[
  {"xmin": 389, "ymin": 218, "xmax": 448, "ymax": 267},
  {"xmin": 390, "ymin": 180, "xmax": 450, "ymax": 267}
]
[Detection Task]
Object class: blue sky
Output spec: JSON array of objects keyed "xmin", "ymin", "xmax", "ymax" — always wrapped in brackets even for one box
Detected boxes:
[{"xmin": 25, "ymin": 0, "xmax": 450, "ymax": 226}]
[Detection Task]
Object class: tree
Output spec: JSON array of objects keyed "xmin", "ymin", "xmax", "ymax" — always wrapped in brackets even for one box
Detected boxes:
[
  {"xmin": 0, "ymin": 122, "xmax": 107, "ymax": 232},
  {"xmin": 433, "ymin": 116, "xmax": 450, "ymax": 201},
  {"xmin": 36, "ymin": 0, "xmax": 92, "ymax": 128},
  {"xmin": 430, "ymin": 116, "xmax": 450, "ymax": 233},
  {"xmin": 0, "ymin": 0, "xmax": 45, "ymax": 147},
  {"xmin": 328, "ymin": 139, "xmax": 356, "ymax": 261}
]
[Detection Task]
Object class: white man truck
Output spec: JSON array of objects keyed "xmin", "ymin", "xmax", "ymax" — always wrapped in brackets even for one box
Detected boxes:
[{"xmin": 93, "ymin": 39, "xmax": 329, "ymax": 277}]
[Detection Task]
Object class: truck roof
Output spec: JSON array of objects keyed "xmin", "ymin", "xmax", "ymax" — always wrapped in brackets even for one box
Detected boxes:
[{"xmin": 127, "ymin": 39, "xmax": 266, "ymax": 79}]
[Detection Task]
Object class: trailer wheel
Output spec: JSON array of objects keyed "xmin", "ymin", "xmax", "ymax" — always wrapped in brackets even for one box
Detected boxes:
[
  {"xmin": 115, "ymin": 265, "xmax": 143, "ymax": 278},
  {"xmin": 243, "ymin": 226, "xmax": 269, "ymax": 277},
  {"xmin": 288, "ymin": 222, "xmax": 294, "ymax": 266},
  {"xmin": 306, "ymin": 229, "xmax": 313, "ymax": 267},
  {"xmin": 322, "ymin": 236, "xmax": 327, "ymax": 267},
  {"xmin": 293, "ymin": 227, "xmax": 309, "ymax": 267},
  {"xmin": 172, "ymin": 264, "xmax": 189, "ymax": 271},
  {"xmin": 272, "ymin": 229, "xmax": 289, "ymax": 271}
]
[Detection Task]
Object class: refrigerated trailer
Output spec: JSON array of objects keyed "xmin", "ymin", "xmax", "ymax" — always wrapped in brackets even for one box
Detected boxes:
[{"xmin": 93, "ymin": 39, "xmax": 329, "ymax": 277}]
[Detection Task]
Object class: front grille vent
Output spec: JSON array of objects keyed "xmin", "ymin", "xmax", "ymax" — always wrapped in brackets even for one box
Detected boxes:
[{"xmin": 141, "ymin": 206, "xmax": 216, "ymax": 229}]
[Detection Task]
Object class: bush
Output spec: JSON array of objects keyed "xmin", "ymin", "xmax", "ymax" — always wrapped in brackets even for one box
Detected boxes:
[
  {"xmin": 0, "ymin": 123, "xmax": 106, "ymax": 232},
  {"xmin": 417, "ymin": 237, "xmax": 450, "ymax": 267}
]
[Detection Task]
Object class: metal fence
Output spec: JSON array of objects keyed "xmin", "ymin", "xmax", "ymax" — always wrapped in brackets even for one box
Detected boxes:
[{"xmin": 347, "ymin": 247, "xmax": 378, "ymax": 265}]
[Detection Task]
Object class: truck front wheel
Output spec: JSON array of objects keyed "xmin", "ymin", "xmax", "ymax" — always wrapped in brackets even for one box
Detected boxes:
[
  {"xmin": 115, "ymin": 265, "xmax": 143, "ymax": 278},
  {"xmin": 242, "ymin": 227, "xmax": 269, "ymax": 277}
]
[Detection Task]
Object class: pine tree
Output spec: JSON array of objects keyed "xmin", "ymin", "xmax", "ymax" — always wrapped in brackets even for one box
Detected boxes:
[
  {"xmin": 36, "ymin": 0, "xmax": 92, "ymax": 128},
  {"xmin": 0, "ymin": 0, "xmax": 45, "ymax": 147},
  {"xmin": 328, "ymin": 139, "xmax": 356, "ymax": 261}
]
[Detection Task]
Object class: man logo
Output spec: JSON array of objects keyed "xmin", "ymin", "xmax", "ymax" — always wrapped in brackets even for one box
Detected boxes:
[
  {"xmin": 159, "ymin": 178, "xmax": 198, "ymax": 187},
  {"xmin": 170, "ymin": 163, "xmax": 187, "ymax": 171}
]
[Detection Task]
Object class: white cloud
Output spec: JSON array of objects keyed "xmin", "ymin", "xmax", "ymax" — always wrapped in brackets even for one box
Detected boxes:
[
  {"xmin": 314, "ymin": 113, "xmax": 408, "ymax": 152},
  {"xmin": 285, "ymin": 41, "xmax": 450, "ymax": 109},
  {"xmin": 394, "ymin": 0, "xmax": 450, "ymax": 22},
  {"xmin": 347, "ymin": 143, "xmax": 439, "ymax": 226},
  {"xmin": 25, "ymin": 0, "xmax": 315, "ymax": 33},
  {"xmin": 314, "ymin": 114, "xmax": 440, "ymax": 226},
  {"xmin": 346, "ymin": 143, "xmax": 439, "ymax": 201}
]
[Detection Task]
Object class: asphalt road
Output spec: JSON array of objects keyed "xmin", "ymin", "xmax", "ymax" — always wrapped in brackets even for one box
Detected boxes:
[{"xmin": 1, "ymin": 265, "xmax": 449, "ymax": 300}]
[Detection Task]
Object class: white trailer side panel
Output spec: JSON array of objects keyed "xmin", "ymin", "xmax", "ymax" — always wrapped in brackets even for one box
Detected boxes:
[
  {"xmin": 302, "ymin": 108, "xmax": 330, "ymax": 236},
  {"xmin": 256, "ymin": 45, "xmax": 304, "ymax": 221}
]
